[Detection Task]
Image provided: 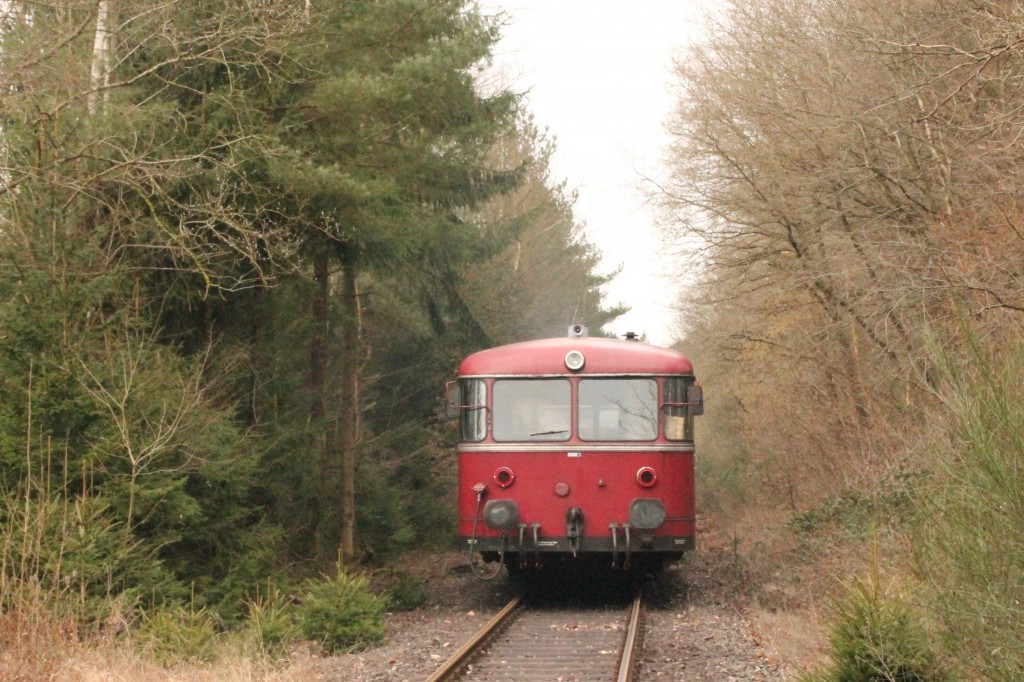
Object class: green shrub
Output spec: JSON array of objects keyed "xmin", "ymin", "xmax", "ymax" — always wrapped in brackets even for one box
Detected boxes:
[
  {"xmin": 788, "ymin": 470, "xmax": 919, "ymax": 540},
  {"xmin": 912, "ymin": 339, "xmax": 1024, "ymax": 680},
  {"xmin": 296, "ymin": 568, "xmax": 385, "ymax": 653},
  {"xmin": 134, "ymin": 603, "xmax": 219, "ymax": 665},
  {"xmin": 244, "ymin": 583, "xmax": 298, "ymax": 657},
  {"xmin": 355, "ymin": 430, "xmax": 456, "ymax": 560},
  {"xmin": 800, "ymin": 576, "xmax": 950, "ymax": 682},
  {"xmin": 384, "ymin": 571, "xmax": 428, "ymax": 612}
]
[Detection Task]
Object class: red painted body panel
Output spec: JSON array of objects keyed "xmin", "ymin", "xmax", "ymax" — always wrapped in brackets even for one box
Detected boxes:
[
  {"xmin": 457, "ymin": 448, "xmax": 696, "ymax": 540},
  {"xmin": 454, "ymin": 335, "xmax": 698, "ymax": 563},
  {"xmin": 459, "ymin": 337, "xmax": 693, "ymax": 377}
]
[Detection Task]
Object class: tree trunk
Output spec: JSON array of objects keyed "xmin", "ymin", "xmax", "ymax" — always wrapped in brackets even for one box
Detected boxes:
[
  {"xmin": 339, "ymin": 262, "xmax": 362, "ymax": 562},
  {"xmin": 310, "ymin": 246, "xmax": 331, "ymax": 559},
  {"xmin": 88, "ymin": 0, "xmax": 115, "ymax": 115}
]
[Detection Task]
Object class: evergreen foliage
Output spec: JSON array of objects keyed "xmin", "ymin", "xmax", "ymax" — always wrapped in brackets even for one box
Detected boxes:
[
  {"xmin": 913, "ymin": 341, "xmax": 1024, "ymax": 680},
  {"xmin": 1, "ymin": 0, "xmax": 618, "ymax": 655},
  {"xmin": 799, "ymin": 576, "xmax": 950, "ymax": 682},
  {"xmin": 134, "ymin": 604, "xmax": 220, "ymax": 665},
  {"xmin": 383, "ymin": 572, "xmax": 429, "ymax": 612},
  {"xmin": 460, "ymin": 120, "xmax": 626, "ymax": 342},
  {"xmin": 244, "ymin": 583, "xmax": 299, "ymax": 658},
  {"xmin": 296, "ymin": 568, "xmax": 386, "ymax": 653}
]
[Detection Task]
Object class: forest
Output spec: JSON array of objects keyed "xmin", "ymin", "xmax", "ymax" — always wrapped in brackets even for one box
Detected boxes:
[
  {"xmin": 0, "ymin": 0, "xmax": 621, "ymax": 673},
  {"xmin": 660, "ymin": 0, "xmax": 1024, "ymax": 679},
  {"xmin": 2, "ymin": 0, "xmax": 1022, "ymax": 680}
]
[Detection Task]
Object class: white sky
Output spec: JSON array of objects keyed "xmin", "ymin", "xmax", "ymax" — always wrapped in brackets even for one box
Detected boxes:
[{"xmin": 483, "ymin": 0, "xmax": 717, "ymax": 346}]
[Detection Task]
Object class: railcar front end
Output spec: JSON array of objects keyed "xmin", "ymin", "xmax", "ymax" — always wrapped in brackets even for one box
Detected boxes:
[{"xmin": 450, "ymin": 328, "xmax": 702, "ymax": 578}]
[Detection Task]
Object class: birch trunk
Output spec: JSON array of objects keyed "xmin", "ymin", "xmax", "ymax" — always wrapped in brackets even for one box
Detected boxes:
[{"xmin": 88, "ymin": 0, "xmax": 114, "ymax": 114}]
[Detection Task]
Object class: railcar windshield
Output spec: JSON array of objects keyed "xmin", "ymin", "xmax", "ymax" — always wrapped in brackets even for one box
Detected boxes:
[
  {"xmin": 578, "ymin": 378, "xmax": 658, "ymax": 441},
  {"xmin": 493, "ymin": 379, "xmax": 571, "ymax": 441}
]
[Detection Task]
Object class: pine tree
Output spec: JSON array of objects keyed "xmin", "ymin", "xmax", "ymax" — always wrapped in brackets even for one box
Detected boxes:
[{"xmin": 251, "ymin": 0, "xmax": 523, "ymax": 561}]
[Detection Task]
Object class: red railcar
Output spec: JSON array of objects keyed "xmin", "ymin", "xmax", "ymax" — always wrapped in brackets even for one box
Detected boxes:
[{"xmin": 449, "ymin": 326, "xmax": 702, "ymax": 578}]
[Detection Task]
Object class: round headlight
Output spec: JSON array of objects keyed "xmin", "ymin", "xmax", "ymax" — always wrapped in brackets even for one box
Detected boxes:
[
  {"xmin": 629, "ymin": 498, "xmax": 666, "ymax": 529},
  {"xmin": 483, "ymin": 500, "xmax": 520, "ymax": 530},
  {"xmin": 636, "ymin": 466, "xmax": 657, "ymax": 488},
  {"xmin": 564, "ymin": 350, "xmax": 585, "ymax": 371},
  {"xmin": 493, "ymin": 467, "xmax": 515, "ymax": 488}
]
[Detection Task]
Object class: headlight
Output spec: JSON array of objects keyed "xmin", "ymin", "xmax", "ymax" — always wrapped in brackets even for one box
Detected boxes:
[
  {"xmin": 483, "ymin": 500, "xmax": 520, "ymax": 530},
  {"xmin": 636, "ymin": 466, "xmax": 657, "ymax": 487},
  {"xmin": 493, "ymin": 466, "xmax": 515, "ymax": 488},
  {"xmin": 629, "ymin": 498, "xmax": 666, "ymax": 530},
  {"xmin": 564, "ymin": 350, "xmax": 585, "ymax": 371}
]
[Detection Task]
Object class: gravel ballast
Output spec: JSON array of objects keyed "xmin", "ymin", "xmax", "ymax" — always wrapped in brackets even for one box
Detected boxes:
[{"xmin": 297, "ymin": 547, "xmax": 792, "ymax": 681}]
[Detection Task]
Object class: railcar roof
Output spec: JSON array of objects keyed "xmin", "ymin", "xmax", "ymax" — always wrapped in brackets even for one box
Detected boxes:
[{"xmin": 458, "ymin": 336, "xmax": 693, "ymax": 376}]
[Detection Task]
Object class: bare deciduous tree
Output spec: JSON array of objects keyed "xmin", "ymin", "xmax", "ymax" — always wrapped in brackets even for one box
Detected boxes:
[{"xmin": 657, "ymin": 0, "xmax": 1024, "ymax": 513}]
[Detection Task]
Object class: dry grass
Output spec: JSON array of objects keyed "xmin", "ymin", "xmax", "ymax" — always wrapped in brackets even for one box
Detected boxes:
[
  {"xmin": 693, "ymin": 511, "xmax": 827, "ymax": 671},
  {"xmin": 749, "ymin": 606, "xmax": 829, "ymax": 673},
  {"xmin": 0, "ymin": 617, "xmax": 315, "ymax": 682},
  {"xmin": 0, "ymin": 584, "xmax": 83, "ymax": 682},
  {"xmin": 700, "ymin": 501, "xmax": 919, "ymax": 677},
  {"xmin": 0, "ymin": 590, "xmax": 297, "ymax": 682},
  {"xmin": 53, "ymin": 649, "xmax": 306, "ymax": 682}
]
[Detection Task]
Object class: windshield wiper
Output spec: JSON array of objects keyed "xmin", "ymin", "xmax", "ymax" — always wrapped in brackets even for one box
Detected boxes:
[{"xmin": 529, "ymin": 429, "xmax": 568, "ymax": 437}]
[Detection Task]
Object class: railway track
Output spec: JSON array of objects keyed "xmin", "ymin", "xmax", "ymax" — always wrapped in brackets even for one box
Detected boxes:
[{"xmin": 426, "ymin": 590, "xmax": 645, "ymax": 682}]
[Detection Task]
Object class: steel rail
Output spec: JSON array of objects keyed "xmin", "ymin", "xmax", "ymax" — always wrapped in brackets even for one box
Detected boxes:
[
  {"xmin": 616, "ymin": 589, "xmax": 645, "ymax": 682},
  {"xmin": 424, "ymin": 595, "xmax": 522, "ymax": 682}
]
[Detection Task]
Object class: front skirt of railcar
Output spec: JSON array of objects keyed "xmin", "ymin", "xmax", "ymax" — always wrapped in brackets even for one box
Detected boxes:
[
  {"xmin": 469, "ymin": 522, "xmax": 695, "ymax": 575},
  {"xmin": 458, "ymin": 448, "xmax": 697, "ymax": 578}
]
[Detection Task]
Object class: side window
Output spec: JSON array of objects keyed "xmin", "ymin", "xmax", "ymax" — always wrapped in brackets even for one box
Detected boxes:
[
  {"xmin": 578, "ymin": 379, "xmax": 658, "ymax": 441},
  {"xmin": 492, "ymin": 379, "xmax": 571, "ymax": 441},
  {"xmin": 459, "ymin": 379, "xmax": 487, "ymax": 442},
  {"xmin": 664, "ymin": 377, "xmax": 694, "ymax": 442}
]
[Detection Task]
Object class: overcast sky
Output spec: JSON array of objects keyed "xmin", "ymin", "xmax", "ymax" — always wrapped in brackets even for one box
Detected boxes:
[{"xmin": 483, "ymin": 1, "xmax": 718, "ymax": 346}]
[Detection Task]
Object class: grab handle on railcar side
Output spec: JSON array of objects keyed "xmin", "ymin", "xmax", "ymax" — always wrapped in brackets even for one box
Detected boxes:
[
  {"xmin": 445, "ymin": 380, "xmax": 488, "ymax": 418},
  {"xmin": 445, "ymin": 381, "xmax": 461, "ymax": 417},
  {"xmin": 687, "ymin": 383, "xmax": 704, "ymax": 416},
  {"xmin": 661, "ymin": 384, "xmax": 704, "ymax": 416}
]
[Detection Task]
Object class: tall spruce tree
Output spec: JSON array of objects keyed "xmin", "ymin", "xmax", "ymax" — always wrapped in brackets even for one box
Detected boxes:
[
  {"xmin": 254, "ymin": 0, "xmax": 523, "ymax": 561},
  {"xmin": 461, "ymin": 119, "xmax": 625, "ymax": 343}
]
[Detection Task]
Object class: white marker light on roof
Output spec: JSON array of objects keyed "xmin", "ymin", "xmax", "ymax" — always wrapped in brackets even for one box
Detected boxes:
[{"xmin": 564, "ymin": 350, "xmax": 585, "ymax": 371}]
